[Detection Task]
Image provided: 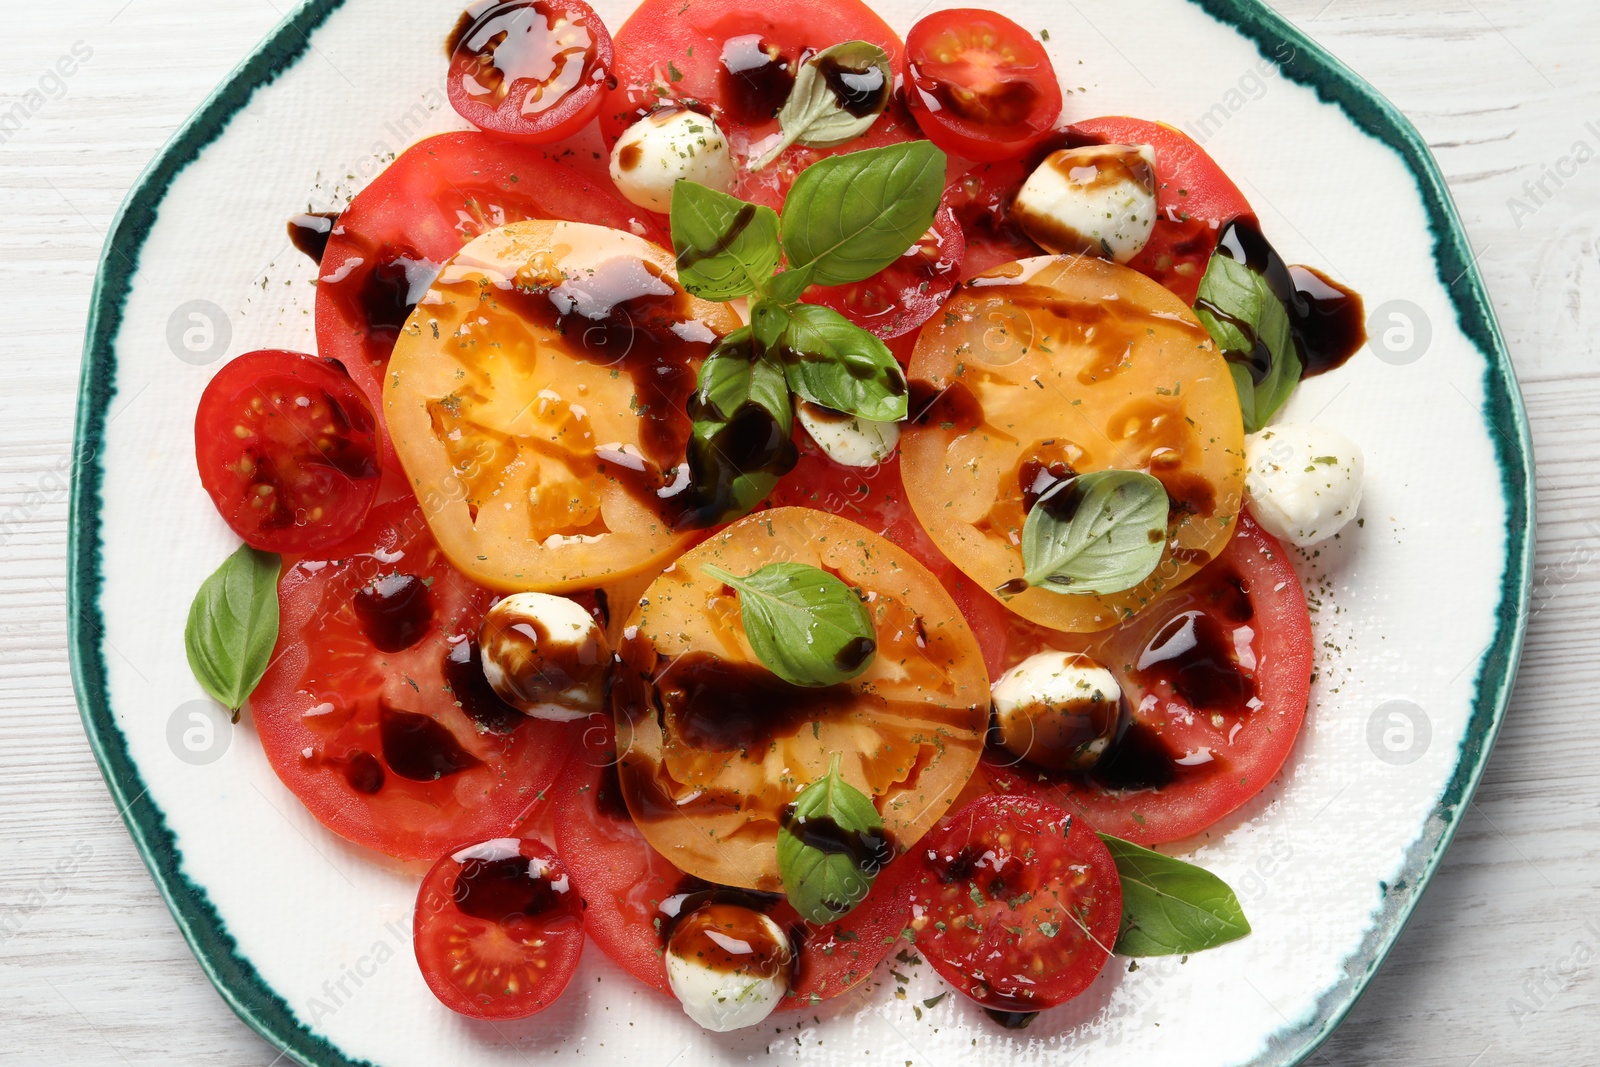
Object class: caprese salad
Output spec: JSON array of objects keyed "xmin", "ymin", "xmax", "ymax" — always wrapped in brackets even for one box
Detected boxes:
[{"xmin": 183, "ymin": 0, "xmax": 1369, "ymax": 1036}]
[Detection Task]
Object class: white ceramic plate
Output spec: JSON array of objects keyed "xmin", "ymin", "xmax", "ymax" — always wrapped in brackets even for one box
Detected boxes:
[{"xmin": 69, "ymin": 1, "xmax": 1533, "ymax": 1064}]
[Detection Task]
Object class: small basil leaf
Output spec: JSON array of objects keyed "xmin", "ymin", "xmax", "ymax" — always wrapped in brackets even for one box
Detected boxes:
[
  {"xmin": 1020, "ymin": 470, "xmax": 1168, "ymax": 596},
  {"xmin": 781, "ymin": 303, "xmax": 908, "ymax": 422},
  {"xmin": 762, "ymin": 265, "xmax": 815, "ymax": 305},
  {"xmin": 699, "ymin": 561, "xmax": 876, "ymax": 687},
  {"xmin": 1099, "ymin": 834, "xmax": 1251, "ymax": 957},
  {"xmin": 777, "ymin": 755, "xmax": 890, "ymax": 923},
  {"xmin": 670, "ymin": 181, "xmax": 782, "ymax": 301},
  {"xmin": 680, "ymin": 330, "xmax": 794, "ymax": 525},
  {"xmin": 185, "ymin": 543, "xmax": 281, "ymax": 714},
  {"xmin": 781, "ymin": 141, "xmax": 947, "ymax": 286},
  {"xmin": 1194, "ymin": 253, "xmax": 1302, "ymax": 433},
  {"xmin": 750, "ymin": 41, "xmax": 892, "ymax": 171},
  {"xmin": 694, "ymin": 328, "xmax": 792, "ymax": 425},
  {"xmin": 749, "ymin": 297, "xmax": 793, "ymax": 352}
]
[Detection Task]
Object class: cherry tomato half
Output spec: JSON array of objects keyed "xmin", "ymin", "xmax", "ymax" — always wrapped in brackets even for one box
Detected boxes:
[
  {"xmin": 908, "ymin": 794, "xmax": 1121, "ymax": 1014},
  {"xmin": 414, "ymin": 837, "xmax": 585, "ymax": 1019},
  {"xmin": 446, "ymin": 0, "xmax": 615, "ymax": 143},
  {"xmin": 905, "ymin": 9, "xmax": 1062, "ymax": 163},
  {"xmin": 193, "ymin": 350, "xmax": 380, "ymax": 553}
]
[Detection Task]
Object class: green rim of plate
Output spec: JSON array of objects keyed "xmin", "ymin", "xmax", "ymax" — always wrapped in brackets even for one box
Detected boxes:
[{"xmin": 67, "ymin": 1, "xmax": 1534, "ymax": 1065}]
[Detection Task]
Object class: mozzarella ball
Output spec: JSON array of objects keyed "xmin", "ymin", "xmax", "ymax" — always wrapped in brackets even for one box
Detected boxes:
[
  {"xmin": 1012, "ymin": 144, "xmax": 1158, "ymax": 263},
  {"xmin": 609, "ymin": 107, "xmax": 736, "ymax": 213},
  {"xmin": 665, "ymin": 904, "xmax": 791, "ymax": 1032},
  {"xmin": 991, "ymin": 651, "xmax": 1123, "ymax": 771},
  {"xmin": 477, "ymin": 592, "xmax": 607, "ymax": 722},
  {"xmin": 1244, "ymin": 424, "xmax": 1364, "ymax": 547},
  {"xmin": 796, "ymin": 400, "xmax": 899, "ymax": 468}
]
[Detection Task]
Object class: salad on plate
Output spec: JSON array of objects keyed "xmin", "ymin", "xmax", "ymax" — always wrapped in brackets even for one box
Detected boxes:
[{"xmin": 182, "ymin": 0, "xmax": 1370, "ymax": 1035}]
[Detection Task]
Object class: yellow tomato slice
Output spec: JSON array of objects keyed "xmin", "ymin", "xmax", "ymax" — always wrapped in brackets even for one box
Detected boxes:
[
  {"xmin": 901, "ymin": 255, "xmax": 1246, "ymax": 632},
  {"xmin": 611, "ymin": 507, "xmax": 990, "ymax": 891},
  {"xmin": 384, "ymin": 220, "xmax": 742, "ymax": 592}
]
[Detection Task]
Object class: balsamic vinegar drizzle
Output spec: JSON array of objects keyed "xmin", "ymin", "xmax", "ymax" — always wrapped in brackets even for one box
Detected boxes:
[
  {"xmin": 287, "ymin": 211, "xmax": 339, "ymax": 263},
  {"xmin": 778, "ymin": 804, "xmax": 894, "ymax": 875},
  {"xmin": 1202, "ymin": 217, "xmax": 1367, "ymax": 381}
]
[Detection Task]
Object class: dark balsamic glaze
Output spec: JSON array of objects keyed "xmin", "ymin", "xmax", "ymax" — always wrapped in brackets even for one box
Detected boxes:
[
  {"xmin": 443, "ymin": 637, "xmax": 525, "ymax": 735},
  {"xmin": 593, "ymin": 759, "xmax": 633, "ymax": 820},
  {"xmin": 816, "ymin": 55, "xmax": 889, "ymax": 117},
  {"xmin": 616, "ymin": 141, "xmax": 642, "ymax": 171},
  {"xmin": 778, "ymin": 805, "xmax": 894, "ymax": 877},
  {"xmin": 1203, "ymin": 218, "xmax": 1366, "ymax": 381},
  {"xmin": 664, "ymin": 901, "xmax": 792, "ymax": 977},
  {"xmin": 1134, "ymin": 610, "xmax": 1255, "ymax": 714},
  {"xmin": 908, "ymin": 379, "xmax": 986, "ymax": 431},
  {"xmin": 379, "ymin": 702, "xmax": 483, "ymax": 781},
  {"xmin": 356, "ymin": 249, "xmax": 440, "ymax": 344},
  {"xmin": 1019, "ymin": 458, "xmax": 1077, "ymax": 514},
  {"xmin": 352, "ymin": 573, "xmax": 433, "ymax": 652},
  {"xmin": 834, "ymin": 635, "xmax": 877, "ymax": 673},
  {"xmin": 655, "ymin": 651, "xmax": 850, "ymax": 753},
  {"xmin": 287, "ymin": 211, "xmax": 339, "ymax": 263},
  {"xmin": 984, "ymin": 1008, "xmax": 1040, "ymax": 1029},
  {"xmin": 452, "ymin": 853, "xmax": 563, "ymax": 923},
  {"xmin": 718, "ymin": 35, "xmax": 794, "ymax": 125},
  {"xmin": 1088, "ymin": 718, "xmax": 1178, "ymax": 792},
  {"xmin": 331, "ymin": 750, "xmax": 385, "ymax": 794}
]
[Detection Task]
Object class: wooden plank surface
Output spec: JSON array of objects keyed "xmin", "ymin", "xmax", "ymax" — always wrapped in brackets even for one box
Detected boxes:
[{"xmin": 1, "ymin": 0, "xmax": 1595, "ymax": 1063}]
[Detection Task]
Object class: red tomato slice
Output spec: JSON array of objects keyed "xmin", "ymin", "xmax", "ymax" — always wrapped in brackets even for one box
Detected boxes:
[
  {"xmin": 446, "ymin": 0, "xmax": 614, "ymax": 144},
  {"xmin": 249, "ymin": 496, "xmax": 578, "ymax": 861},
  {"xmin": 193, "ymin": 350, "xmax": 380, "ymax": 553},
  {"xmin": 551, "ymin": 721, "xmax": 911, "ymax": 1006},
  {"xmin": 599, "ymin": 0, "xmax": 910, "ymax": 208},
  {"xmin": 1070, "ymin": 117, "xmax": 1254, "ymax": 304},
  {"xmin": 314, "ymin": 132, "xmax": 665, "ymax": 440},
  {"xmin": 805, "ymin": 190, "xmax": 966, "ymax": 340},
  {"xmin": 904, "ymin": 9, "xmax": 1062, "ymax": 163},
  {"xmin": 977, "ymin": 511, "xmax": 1312, "ymax": 845},
  {"xmin": 908, "ymin": 794, "xmax": 1120, "ymax": 1015},
  {"xmin": 947, "ymin": 119, "xmax": 1255, "ymax": 301},
  {"xmin": 414, "ymin": 836, "xmax": 585, "ymax": 1019}
]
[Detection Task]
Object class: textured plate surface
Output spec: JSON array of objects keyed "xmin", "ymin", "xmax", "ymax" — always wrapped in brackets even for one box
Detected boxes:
[{"xmin": 68, "ymin": 1, "xmax": 1532, "ymax": 1065}]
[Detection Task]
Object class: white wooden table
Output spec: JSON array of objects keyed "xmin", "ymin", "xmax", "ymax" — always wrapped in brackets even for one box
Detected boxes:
[{"xmin": 2, "ymin": 1, "xmax": 1595, "ymax": 1063}]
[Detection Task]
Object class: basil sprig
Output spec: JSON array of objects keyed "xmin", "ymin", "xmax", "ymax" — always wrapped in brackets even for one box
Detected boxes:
[
  {"xmin": 184, "ymin": 543, "xmax": 280, "ymax": 718},
  {"xmin": 699, "ymin": 561, "xmax": 876, "ymax": 687},
  {"xmin": 1018, "ymin": 470, "xmax": 1169, "ymax": 596},
  {"xmin": 777, "ymin": 754, "xmax": 891, "ymax": 923},
  {"xmin": 749, "ymin": 41, "xmax": 892, "ymax": 171},
  {"xmin": 1100, "ymin": 834, "xmax": 1252, "ymax": 956},
  {"xmin": 1194, "ymin": 252, "xmax": 1303, "ymax": 433},
  {"xmin": 667, "ymin": 141, "xmax": 939, "ymax": 521}
]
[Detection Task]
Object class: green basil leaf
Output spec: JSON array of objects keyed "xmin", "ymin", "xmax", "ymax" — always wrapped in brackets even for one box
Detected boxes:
[
  {"xmin": 777, "ymin": 754, "xmax": 889, "ymax": 923},
  {"xmin": 185, "ymin": 543, "xmax": 280, "ymax": 714},
  {"xmin": 749, "ymin": 41, "xmax": 892, "ymax": 171},
  {"xmin": 682, "ymin": 329, "xmax": 793, "ymax": 525},
  {"xmin": 780, "ymin": 141, "xmax": 947, "ymax": 286},
  {"xmin": 698, "ymin": 561, "xmax": 875, "ymax": 687},
  {"xmin": 762, "ymin": 265, "xmax": 815, "ymax": 305},
  {"xmin": 670, "ymin": 182, "xmax": 782, "ymax": 301},
  {"xmin": 694, "ymin": 328, "xmax": 792, "ymax": 424},
  {"xmin": 1020, "ymin": 470, "xmax": 1168, "ymax": 595},
  {"xmin": 1099, "ymin": 834, "xmax": 1251, "ymax": 956},
  {"xmin": 749, "ymin": 297, "xmax": 793, "ymax": 352},
  {"xmin": 781, "ymin": 303, "xmax": 908, "ymax": 422},
  {"xmin": 1194, "ymin": 253, "xmax": 1302, "ymax": 433}
]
